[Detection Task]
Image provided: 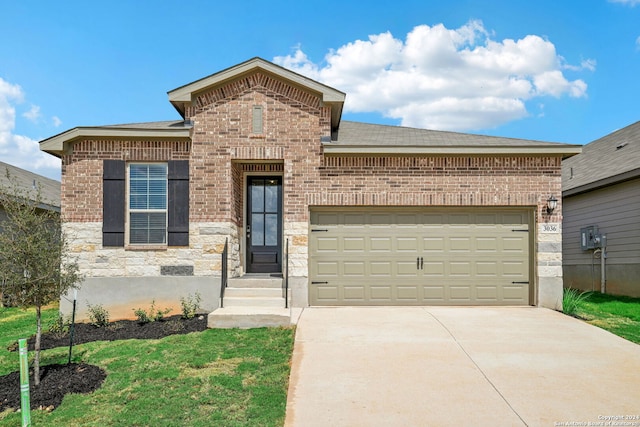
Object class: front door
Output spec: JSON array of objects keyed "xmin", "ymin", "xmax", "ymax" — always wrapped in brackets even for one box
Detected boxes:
[{"xmin": 246, "ymin": 176, "xmax": 282, "ymax": 273}]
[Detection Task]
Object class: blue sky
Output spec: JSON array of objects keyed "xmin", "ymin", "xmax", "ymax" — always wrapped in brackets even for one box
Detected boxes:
[{"xmin": 1, "ymin": 0, "xmax": 639, "ymax": 180}]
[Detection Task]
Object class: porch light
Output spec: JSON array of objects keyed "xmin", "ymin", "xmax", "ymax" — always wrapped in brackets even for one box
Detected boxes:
[{"xmin": 546, "ymin": 195, "xmax": 558, "ymax": 214}]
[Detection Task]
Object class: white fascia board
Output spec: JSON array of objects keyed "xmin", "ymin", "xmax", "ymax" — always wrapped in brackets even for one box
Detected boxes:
[
  {"xmin": 322, "ymin": 144, "xmax": 583, "ymax": 156},
  {"xmin": 40, "ymin": 127, "xmax": 191, "ymax": 156}
]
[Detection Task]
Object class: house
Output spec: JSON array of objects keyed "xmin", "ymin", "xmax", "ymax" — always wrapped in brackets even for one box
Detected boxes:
[
  {"xmin": 0, "ymin": 161, "xmax": 60, "ymax": 305},
  {"xmin": 0, "ymin": 160, "xmax": 60, "ymax": 225},
  {"xmin": 39, "ymin": 57, "xmax": 581, "ymax": 325},
  {"xmin": 562, "ymin": 120, "xmax": 640, "ymax": 297}
]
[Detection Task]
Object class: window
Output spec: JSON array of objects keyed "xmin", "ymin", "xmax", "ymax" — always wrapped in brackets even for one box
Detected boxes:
[
  {"xmin": 103, "ymin": 160, "xmax": 188, "ymax": 247},
  {"xmin": 128, "ymin": 163, "xmax": 168, "ymax": 244}
]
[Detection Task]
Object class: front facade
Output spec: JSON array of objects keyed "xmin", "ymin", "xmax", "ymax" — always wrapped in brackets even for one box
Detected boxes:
[
  {"xmin": 562, "ymin": 121, "xmax": 640, "ymax": 297},
  {"xmin": 41, "ymin": 58, "xmax": 579, "ymax": 320}
]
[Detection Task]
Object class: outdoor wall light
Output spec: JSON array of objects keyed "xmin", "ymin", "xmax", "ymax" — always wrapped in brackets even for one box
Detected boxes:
[{"xmin": 546, "ymin": 195, "xmax": 558, "ymax": 214}]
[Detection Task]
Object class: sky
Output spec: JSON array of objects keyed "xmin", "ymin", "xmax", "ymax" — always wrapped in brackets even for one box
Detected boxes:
[{"xmin": 1, "ymin": 0, "xmax": 639, "ymax": 181}]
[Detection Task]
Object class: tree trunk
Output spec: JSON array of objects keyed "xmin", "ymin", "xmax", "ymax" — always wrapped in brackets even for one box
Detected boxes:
[{"xmin": 34, "ymin": 305, "xmax": 42, "ymax": 386}]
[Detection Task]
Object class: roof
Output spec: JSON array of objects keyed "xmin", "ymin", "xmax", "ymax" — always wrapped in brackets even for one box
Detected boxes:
[
  {"xmin": 562, "ymin": 120, "xmax": 640, "ymax": 196},
  {"xmin": 0, "ymin": 161, "xmax": 61, "ymax": 211},
  {"xmin": 168, "ymin": 57, "xmax": 346, "ymax": 131},
  {"xmin": 327, "ymin": 121, "xmax": 582, "ymax": 156},
  {"xmin": 40, "ymin": 120, "xmax": 192, "ymax": 157}
]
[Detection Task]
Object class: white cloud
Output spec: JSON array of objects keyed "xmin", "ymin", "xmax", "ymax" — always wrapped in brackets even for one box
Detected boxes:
[
  {"xmin": 0, "ymin": 77, "xmax": 61, "ymax": 179},
  {"xmin": 636, "ymin": 36, "xmax": 640, "ymax": 50},
  {"xmin": 22, "ymin": 104, "xmax": 41, "ymax": 122},
  {"xmin": 52, "ymin": 116, "xmax": 62, "ymax": 127},
  {"xmin": 274, "ymin": 21, "xmax": 591, "ymax": 131},
  {"xmin": 609, "ymin": 0, "xmax": 640, "ymax": 5}
]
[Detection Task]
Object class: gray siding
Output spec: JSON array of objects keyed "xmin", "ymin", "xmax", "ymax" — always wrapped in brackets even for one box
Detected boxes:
[{"xmin": 563, "ymin": 177, "xmax": 640, "ymax": 296}]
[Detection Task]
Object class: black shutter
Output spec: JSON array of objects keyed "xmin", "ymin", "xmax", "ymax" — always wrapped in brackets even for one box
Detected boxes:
[
  {"xmin": 103, "ymin": 160, "xmax": 125, "ymax": 247},
  {"xmin": 168, "ymin": 160, "xmax": 189, "ymax": 246}
]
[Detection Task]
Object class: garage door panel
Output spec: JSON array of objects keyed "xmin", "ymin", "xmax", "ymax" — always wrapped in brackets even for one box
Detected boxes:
[
  {"xmin": 370, "ymin": 237, "xmax": 392, "ymax": 251},
  {"xmin": 316, "ymin": 237, "xmax": 339, "ymax": 252},
  {"xmin": 397, "ymin": 237, "xmax": 419, "ymax": 251},
  {"xmin": 397, "ymin": 286, "xmax": 419, "ymax": 301},
  {"xmin": 343, "ymin": 262, "xmax": 366, "ymax": 276},
  {"xmin": 397, "ymin": 261, "xmax": 420, "ymax": 276},
  {"xmin": 370, "ymin": 287, "xmax": 392, "ymax": 301},
  {"xmin": 344, "ymin": 237, "xmax": 366, "ymax": 251},
  {"xmin": 370, "ymin": 261, "xmax": 392, "ymax": 276},
  {"xmin": 449, "ymin": 286, "xmax": 471, "ymax": 300},
  {"xmin": 343, "ymin": 286, "xmax": 366, "ymax": 301},
  {"xmin": 316, "ymin": 261, "xmax": 339, "ymax": 276},
  {"xmin": 309, "ymin": 209, "xmax": 531, "ymax": 306},
  {"xmin": 423, "ymin": 286, "xmax": 446, "ymax": 301},
  {"xmin": 476, "ymin": 286, "xmax": 499, "ymax": 300}
]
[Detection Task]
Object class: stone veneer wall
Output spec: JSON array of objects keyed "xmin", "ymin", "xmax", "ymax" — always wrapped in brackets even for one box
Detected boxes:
[{"xmin": 64, "ymin": 222, "xmax": 240, "ymax": 277}]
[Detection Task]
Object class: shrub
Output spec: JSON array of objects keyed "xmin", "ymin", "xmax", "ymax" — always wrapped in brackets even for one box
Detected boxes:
[
  {"xmin": 47, "ymin": 312, "xmax": 71, "ymax": 338},
  {"xmin": 87, "ymin": 302, "xmax": 110, "ymax": 327},
  {"xmin": 133, "ymin": 300, "xmax": 172, "ymax": 324},
  {"xmin": 180, "ymin": 292, "xmax": 202, "ymax": 319},
  {"xmin": 563, "ymin": 288, "xmax": 590, "ymax": 317}
]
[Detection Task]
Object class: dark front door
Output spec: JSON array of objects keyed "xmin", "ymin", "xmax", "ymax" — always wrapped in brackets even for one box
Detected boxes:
[{"xmin": 247, "ymin": 176, "xmax": 282, "ymax": 273}]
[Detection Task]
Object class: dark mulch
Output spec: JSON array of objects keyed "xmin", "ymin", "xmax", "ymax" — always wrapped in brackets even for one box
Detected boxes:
[
  {"xmin": 0, "ymin": 363, "xmax": 106, "ymax": 412},
  {"xmin": 7, "ymin": 314, "xmax": 208, "ymax": 352},
  {"xmin": 1, "ymin": 315, "xmax": 208, "ymax": 412}
]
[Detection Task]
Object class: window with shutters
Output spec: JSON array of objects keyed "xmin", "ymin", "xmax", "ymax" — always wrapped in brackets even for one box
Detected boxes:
[
  {"xmin": 128, "ymin": 163, "xmax": 168, "ymax": 245},
  {"xmin": 103, "ymin": 159, "xmax": 188, "ymax": 248}
]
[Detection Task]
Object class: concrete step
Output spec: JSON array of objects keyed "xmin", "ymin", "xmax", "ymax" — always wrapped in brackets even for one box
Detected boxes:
[
  {"xmin": 227, "ymin": 276, "xmax": 282, "ymax": 288},
  {"xmin": 207, "ymin": 307, "xmax": 291, "ymax": 329},
  {"xmin": 223, "ymin": 296, "xmax": 284, "ymax": 308},
  {"xmin": 224, "ymin": 287, "xmax": 283, "ymax": 298}
]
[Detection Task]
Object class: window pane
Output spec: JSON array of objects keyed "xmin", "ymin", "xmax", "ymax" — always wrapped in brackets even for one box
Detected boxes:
[
  {"xmin": 251, "ymin": 213, "xmax": 264, "ymax": 246},
  {"xmin": 130, "ymin": 212, "xmax": 166, "ymax": 244},
  {"xmin": 265, "ymin": 181, "xmax": 278, "ymax": 213},
  {"xmin": 251, "ymin": 181, "xmax": 264, "ymax": 213},
  {"xmin": 265, "ymin": 214, "xmax": 278, "ymax": 246}
]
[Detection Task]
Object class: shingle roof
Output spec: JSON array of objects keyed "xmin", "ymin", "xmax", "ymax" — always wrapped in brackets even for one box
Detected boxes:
[
  {"xmin": 327, "ymin": 121, "xmax": 581, "ymax": 156},
  {"xmin": 562, "ymin": 120, "xmax": 640, "ymax": 196},
  {"xmin": 0, "ymin": 161, "xmax": 61, "ymax": 211}
]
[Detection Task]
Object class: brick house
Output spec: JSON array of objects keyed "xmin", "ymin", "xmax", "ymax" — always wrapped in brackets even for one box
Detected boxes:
[{"xmin": 40, "ymin": 57, "xmax": 580, "ymax": 325}]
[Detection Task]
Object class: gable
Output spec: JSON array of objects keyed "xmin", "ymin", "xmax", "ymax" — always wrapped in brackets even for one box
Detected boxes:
[{"xmin": 168, "ymin": 57, "xmax": 345, "ymax": 131}]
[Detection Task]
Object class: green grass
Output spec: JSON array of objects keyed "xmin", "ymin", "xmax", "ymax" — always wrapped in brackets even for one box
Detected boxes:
[
  {"xmin": 0, "ymin": 306, "xmax": 295, "ymax": 426},
  {"xmin": 565, "ymin": 290, "xmax": 640, "ymax": 345}
]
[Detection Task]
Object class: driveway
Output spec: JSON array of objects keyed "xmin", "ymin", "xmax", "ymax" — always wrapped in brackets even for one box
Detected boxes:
[{"xmin": 285, "ymin": 307, "xmax": 640, "ymax": 427}]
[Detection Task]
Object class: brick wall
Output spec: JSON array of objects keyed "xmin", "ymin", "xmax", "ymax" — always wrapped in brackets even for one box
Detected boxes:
[{"xmin": 62, "ymin": 139, "xmax": 190, "ymax": 222}]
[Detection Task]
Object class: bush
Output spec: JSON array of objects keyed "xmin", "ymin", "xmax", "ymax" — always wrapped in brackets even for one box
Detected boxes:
[
  {"xmin": 180, "ymin": 292, "xmax": 202, "ymax": 319},
  {"xmin": 47, "ymin": 312, "xmax": 71, "ymax": 338},
  {"xmin": 133, "ymin": 301, "xmax": 172, "ymax": 324},
  {"xmin": 87, "ymin": 303, "xmax": 110, "ymax": 327},
  {"xmin": 563, "ymin": 288, "xmax": 590, "ymax": 317}
]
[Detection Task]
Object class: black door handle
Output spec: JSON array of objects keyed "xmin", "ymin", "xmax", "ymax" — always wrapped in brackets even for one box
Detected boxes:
[
  {"xmin": 420, "ymin": 257, "xmax": 423, "ymax": 270},
  {"xmin": 417, "ymin": 257, "xmax": 420, "ymax": 269}
]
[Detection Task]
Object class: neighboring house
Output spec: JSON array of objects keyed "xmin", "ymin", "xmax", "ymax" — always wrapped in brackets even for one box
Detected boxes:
[
  {"xmin": 0, "ymin": 160, "xmax": 60, "ymax": 226},
  {"xmin": 39, "ymin": 57, "xmax": 580, "ymax": 323},
  {"xmin": 0, "ymin": 161, "xmax": 60, "ymax": 305},
  {"xmin": 562, "ymin": 120, "xmax": 640, "ymax": 297}
]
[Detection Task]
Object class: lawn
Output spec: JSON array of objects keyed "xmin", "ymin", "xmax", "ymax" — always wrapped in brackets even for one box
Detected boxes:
[
  {"xmin": 0, "ymin": 306, "xmax": 295, "ymax": 426},
  {"xmin": 566, "ymin": 290, "xmax": 640, "ymax": 345}
]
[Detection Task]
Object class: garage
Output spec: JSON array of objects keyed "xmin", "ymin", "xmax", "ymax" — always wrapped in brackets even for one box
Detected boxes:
[{"xmin": 309, "ymin": 208, "xmax": 533, "ymax": 306}]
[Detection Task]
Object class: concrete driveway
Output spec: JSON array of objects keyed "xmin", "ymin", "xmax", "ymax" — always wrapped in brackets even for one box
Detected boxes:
[{"xmin": 285, "ymin": 307, "xmax": 640, "ymax": 427}]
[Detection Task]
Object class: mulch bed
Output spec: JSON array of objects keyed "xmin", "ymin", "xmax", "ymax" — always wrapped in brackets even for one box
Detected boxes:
[{"xmin": 1, "ymin": 314, "xmax": 208, "ymax": 412}]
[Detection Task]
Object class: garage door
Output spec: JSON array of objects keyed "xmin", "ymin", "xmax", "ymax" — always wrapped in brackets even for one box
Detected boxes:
[{"xmin": 309, "ymin": 208, "xmax": 531, "ymax": 306}]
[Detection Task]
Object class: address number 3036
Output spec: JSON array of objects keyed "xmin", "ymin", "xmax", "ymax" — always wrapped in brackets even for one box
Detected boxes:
[{"xmin": 542, "ymin": 224, "xmax": 559, "ymax": 233}]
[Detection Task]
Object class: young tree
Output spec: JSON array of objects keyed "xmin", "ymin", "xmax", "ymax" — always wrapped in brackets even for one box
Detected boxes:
[{"xmin": 0, "ymin": 170, "xmax": 80, "ymax": 385}]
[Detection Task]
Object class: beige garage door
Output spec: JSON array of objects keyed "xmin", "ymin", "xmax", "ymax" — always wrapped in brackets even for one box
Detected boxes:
[{"xmin": 309, "ymin": 208, "xmax": 532, "ymax": 306}]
